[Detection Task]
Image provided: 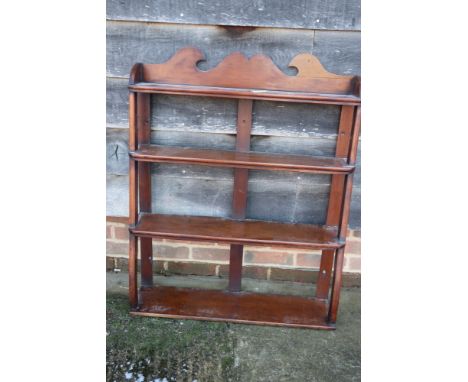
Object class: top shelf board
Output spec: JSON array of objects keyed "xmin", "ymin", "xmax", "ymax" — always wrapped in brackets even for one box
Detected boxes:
[
  {"xmin": 129, "ymin": 47, "xmax": 360, "ymax": 105},
  {"xmin": 129, "ymin": 82, "xmax": 360, "ymax": 105}
]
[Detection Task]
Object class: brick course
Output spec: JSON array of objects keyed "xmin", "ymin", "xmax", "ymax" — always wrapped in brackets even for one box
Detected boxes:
[
  {"xmin": 106, "ymin": 240, "xmax": 128, "ymax": 256},
  {"xmin": 270, "ymin": 267, "xmax": 318, "ymax": 283},
  {"xmin": 346, "ymin": 256, "xmax": 361, "ymax": 272},
  {"xmin": 192, "ymin": 247, "xmax": 230, "ymax": 262},
  {"xmin": 296, "ymin": 252, "xmax": 322, "ymax": 268},
  {"xmin": 113, "ymin": 226, "xmax": 129, "ymax": 241},
  {"xmin": 167, "ymin": 261, "xmax": 217, "ymax": 276},
  {"xmin": 106, "ymin": 225, "xmax": 112, "ymax": 239},
  {"xmin": 153, "ymin": 244, "xmax": 190, "ymax": 260},
  {"xmin": 244, "ymin": 250, "xmax": 294, "ymax": 266},
  {"xmin": 345, "ymin": 239, "xmax": 361, "ymax": 255}
]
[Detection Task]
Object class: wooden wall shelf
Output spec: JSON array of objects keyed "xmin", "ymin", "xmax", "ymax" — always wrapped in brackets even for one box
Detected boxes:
[
  {"xmin": 128, "ymin": 82, "xmax": 361, "ymax": 105},
  {"xmin": 133, "ymin": 286, "xmax": 332, "ymax": 330},
  {"xmin": 127, "ymin": 47, "xmax": 361, "ymax": 329},
  {"xmin": 131, "ymin": 213, "xmax": 343, "ymax": 250},
  {"xmin": 130, "ymin": 145, "xmax": 354, "ymax": 174}
]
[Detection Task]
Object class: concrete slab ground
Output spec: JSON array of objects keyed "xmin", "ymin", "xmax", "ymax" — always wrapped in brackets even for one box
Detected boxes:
[{"xmin": 107, "ymin": 272, "xmax": 360, "ymax": 382}]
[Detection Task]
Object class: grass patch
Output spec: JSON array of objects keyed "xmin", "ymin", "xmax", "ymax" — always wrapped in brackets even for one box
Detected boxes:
[{"xmin": 106, "ymin": 293, "xmax": 236, "ymax": 381}]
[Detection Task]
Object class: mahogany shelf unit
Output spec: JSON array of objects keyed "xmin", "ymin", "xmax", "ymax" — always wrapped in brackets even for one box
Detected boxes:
[{"xmin": 127, "ymin": 47, "xmax": 361, "ymax": 329}]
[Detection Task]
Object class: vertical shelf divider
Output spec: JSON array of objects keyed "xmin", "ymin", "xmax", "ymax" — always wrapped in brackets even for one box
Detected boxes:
[{"xmin": 229, "ymin": 99, "xmax": 253, "ymax": 292}]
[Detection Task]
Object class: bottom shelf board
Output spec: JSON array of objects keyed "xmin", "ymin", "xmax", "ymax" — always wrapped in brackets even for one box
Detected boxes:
[{"xmin": 131, "ymin": 286, "xmax": 334, "ymax": 330}]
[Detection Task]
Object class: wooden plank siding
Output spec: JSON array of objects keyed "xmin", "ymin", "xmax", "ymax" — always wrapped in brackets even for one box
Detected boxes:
[
  {"xmin": 106, "ymin": 11, "xmax": 361, "ymax": 229},
  {"xmin": 106, "ymin": 128, "xmax": 361, "ymax": 227},
  {"xmin": 107, "ymin": 171, "xmax": 360, "ymax": 227},
  {"xmin": 106, "ymin": 0, "xmax": 361, "ymax": 31},
  {"xmin": 107, "ymin": 21, "xmax": 360, "ymax": 78}
]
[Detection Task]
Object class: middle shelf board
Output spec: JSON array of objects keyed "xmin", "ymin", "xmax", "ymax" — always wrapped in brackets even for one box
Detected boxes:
[
  {"xmin": 130, "ymin": 213, "xmax": 344, "ymax": 250},
  {"xmin": 130, "ymin": 145, "xmax": 354, "ymax": 174}
]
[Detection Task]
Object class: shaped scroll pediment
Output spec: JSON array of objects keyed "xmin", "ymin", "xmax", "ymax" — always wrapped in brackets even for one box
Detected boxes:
[
  {"xmin": 135, "ymin": 47, "xmax": 357, "ymax": 95},
  {"xmin": 288, "ymin": 54, "xmax": 343, "ymax": 79}
]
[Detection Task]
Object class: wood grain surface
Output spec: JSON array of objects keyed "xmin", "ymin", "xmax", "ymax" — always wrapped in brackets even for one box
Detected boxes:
[
  {"xmin": 134, "ymin": 286, "xmax": 334, "ymax": 329},
  {"xmin": 107, "ymin": 0, "xmax": 360, "ymax": 31},
  {"xmin": 131, "ymin": 213, "xmax": 343, "ymax": 250}
]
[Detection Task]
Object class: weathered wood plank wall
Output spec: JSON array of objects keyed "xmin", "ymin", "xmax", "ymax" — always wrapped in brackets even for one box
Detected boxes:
[
  {"xmin": 106, "ymin": 1, "xmax": 361, "ymax": 228},
  {"xmin": 107, "ymin": 0, "xmax": 361, "ymax": 30}
]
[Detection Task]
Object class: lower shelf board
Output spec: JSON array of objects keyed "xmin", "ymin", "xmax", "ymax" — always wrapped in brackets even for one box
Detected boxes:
[
  {"xmin": 131, "ymin": 213, "xmax": 342, "ymax": 250},
  {"xmin": 131, "ymin": 286, "xmax": 335, "ymax": 330}
]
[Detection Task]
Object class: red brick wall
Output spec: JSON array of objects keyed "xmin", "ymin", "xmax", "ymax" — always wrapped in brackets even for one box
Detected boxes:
[{"xmin": 106, "ymin": 216, "xmax": 361, "ymax": 285}]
